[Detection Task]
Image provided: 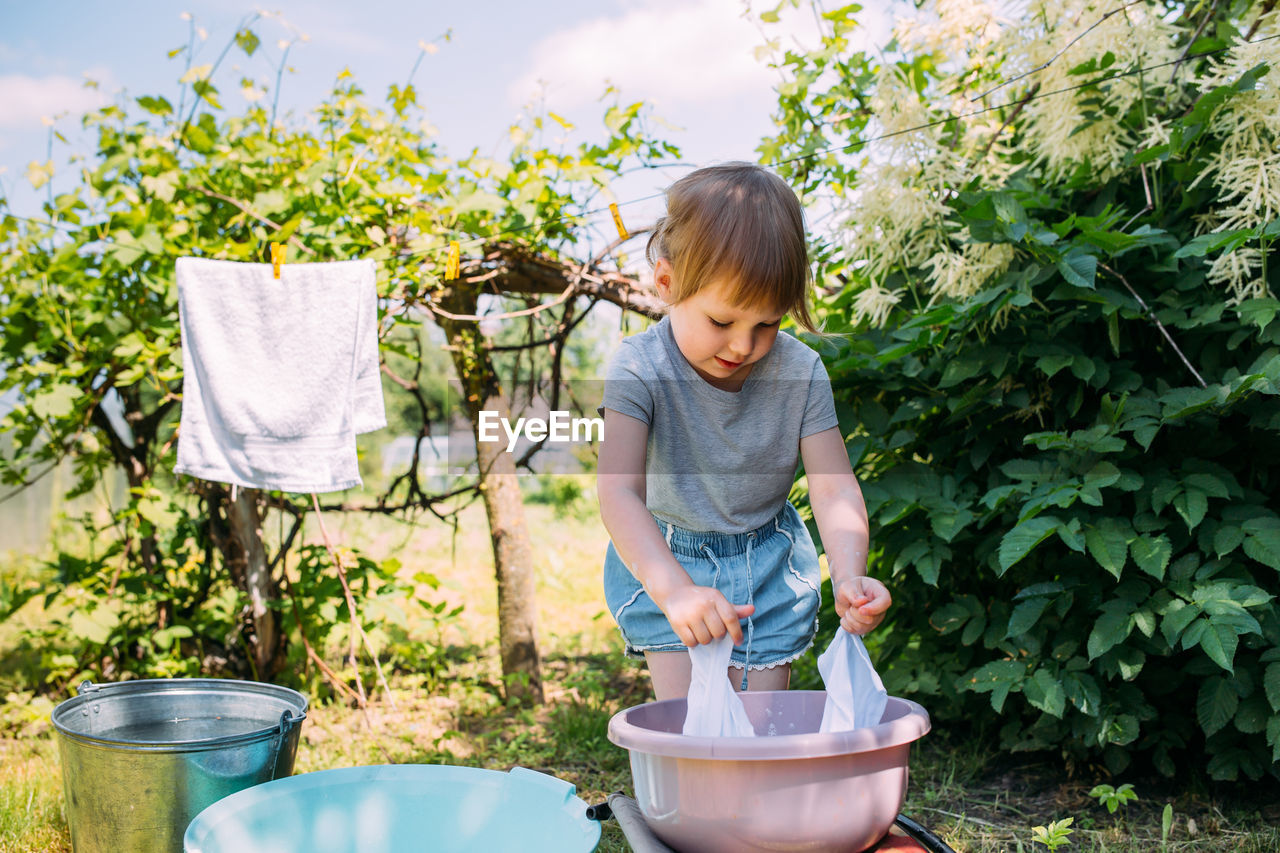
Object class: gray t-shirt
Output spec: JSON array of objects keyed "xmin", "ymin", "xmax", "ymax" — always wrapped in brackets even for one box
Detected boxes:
[{"xmin": 601, "ymin": 316, "xmax": 839, "ymax": 534}]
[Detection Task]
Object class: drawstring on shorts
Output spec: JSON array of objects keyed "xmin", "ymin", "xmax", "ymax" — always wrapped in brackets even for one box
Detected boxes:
[{"xmin": 700, "ymin": 532, "xmax": 757, "ymax": 690}]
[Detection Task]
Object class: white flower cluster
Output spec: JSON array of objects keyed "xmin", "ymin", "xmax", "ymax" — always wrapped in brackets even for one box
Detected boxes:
[
  {"xmin": 832, "ymin": 0, "xmax": 1280, "ymax": 324},
  {"xmin": 1187, "ymin": 9, "xmax": 1280, "ymax": 302},
  {"xmin": 1011, "ymin": 0, "xmax": 1182, "ymax": 182},
  {"xmin": 924, "ymin": 242, "xmax": 1018, "ymax": 302}
]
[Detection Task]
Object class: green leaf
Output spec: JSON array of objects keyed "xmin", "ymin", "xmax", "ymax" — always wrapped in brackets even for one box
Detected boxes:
[
  {"xmin": 1185, "ymin": 472, "xmax": 1231, "ymax": 499},
  {"xmin": 69, "ymin": 607, "xmax": 118, "ymax": 645},
  {"xmin": 1160, "ymin": 386, "xmax": 1221, "ymax": 419},
  {"xmin": 1063, "ymin": 671, "xmax": 1101, "ymax": 715},
  {"xmin": 1088, "ymin": 605, "xmax": 1133, "ymax": 660},
  {"xmin": 930, "ymin": 602, "xmax": 970, "ymax": 635},
  {"xmin": 235, "ymin": 28, "xmax": 261, "ymax": 56},
  {"xmin": 930, "ymin": 508, "xmax": 974, "ymax": 543},
  {"xmin": 1242, "ymin": 517, "xmax": 1280, "ymax": 570},
  {"xmin": 452, "ymin": 190, "xmax": 509, "ymax": 216},
  {"xmin": 136, "ymin": 496, "xmax": 180, "ymax": 530},
  {"xmin": 1197, "ymin": 677, "xmax": 1239, "ymax": 737},
  {"xmin": 136, "ymin": 95, "xmax": 173, "ymax": 116},
  {"xmin": 998, "ymin": 516, "xmax": 1060, "ymax": 574},
  {"xmin": 1234, "ymin": 61, "xmax": 1270, "ymax": 91},
  {"xmin": 1057, "ymin": 249, "xmax": 1097, "ymax": 289},
  {"xmin": 192, "ymin": 79, "xmax": 223, "ymax": 110},
  {"xmin": 153, "ymin": 625, "xmax": 194, "ymax": 651},
  {"xmin": 1172, "ymin": 488, "xmax": 1208, "ymax": 530},
  {"xmin": 1085, "ymin": 519, "xmax": 1129, "ymax": 579},
  {"xmin": 1265, "ymin": 662, "xmax": 1280, "ymax": 712},
  {"xmin": 1084, "ymin": 461, "xmax": 1121, "ymax": 490},
  {"xmin": 1036, "ymin": 353, "xmax": 1075, "ymax": 378},
  {"xmin": 1006, "ymin": 596, "xmax": 1052, "ymax": 637},
  {"xmin": 940, "ymin": 354, "xmax": 983, "ymax": 387},
  {"xmin": 1132, "ymin": 609, "xmax": 1156, "ymax": 638},
  {"xmin": 31, "ymin": 383, "xmax": 82, "ymax": 419},
  {"xmin": 1161, "ymin": 600, "xmax": 1201, "ymax": 645},
  {"xmin": 966, "ymin": 659, "xmax": 1026, "ymax": 712},
  {"xmin": 1234, "ymin": 695, "xmax": 1269, "ymax": 734},
  {"xmin": 1214, "ymin": 525, "xmax": 1245, "ymax": 558},
  {"xmin": 1024, "ymin": 669, "xmax": 1066, "ymax": 717},
  {"xmin": 1115, "ymin": 646, "xmax": 1146, "ymax": 680},
  {"xmin": 1196, "ymin": 619, "xmax": 1238, "ymax": 673},
  {"xmin": 1106, "ymin": 714, "xmax": 1140, "ymax": 746},
  {"xmin": 1130, "ymin": 534, "xmax": 1172, "ymax": 580},
  {"xmin": 1237, "ymin": 298, "xmax": 1280, "ymax": 333},
  {"xmin": 1173, "ymin": 228, "xmax": 1254, "ymax": 258}
]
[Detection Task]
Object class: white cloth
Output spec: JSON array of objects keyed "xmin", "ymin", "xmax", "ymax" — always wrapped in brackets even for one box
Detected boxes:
[
  {"xmin": 682, "ymin": 636, "xmax": 755, "ymax": 737},
  {"xmin": 818, "ymin": 630, "xmax": 888, "ymax": 732},
  {"xmin": 174, "ymin": 256, "xmax": 385, "ymax": 493}
]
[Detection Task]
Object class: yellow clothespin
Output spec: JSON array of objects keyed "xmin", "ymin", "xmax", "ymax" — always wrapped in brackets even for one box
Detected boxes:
[
  {"xmin": 445, "ymin": 240, "xmax": 460, "ymax": 281},
  {"xmin": 270, "ymin": 242, "xmax": 286, "ymax": 279},
  {"xmin": 609, "ymin": 202, "xmax": 629, "ymax": 241}
]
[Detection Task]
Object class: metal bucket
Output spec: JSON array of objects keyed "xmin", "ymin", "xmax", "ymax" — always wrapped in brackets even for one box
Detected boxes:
[{"xmin": 51, "ymin": 678, "xmax": 307, "ymax": 853}]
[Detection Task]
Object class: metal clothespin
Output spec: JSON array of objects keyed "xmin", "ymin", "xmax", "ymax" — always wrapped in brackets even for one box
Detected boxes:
[
  {"xmin": 445, "ymin": 240, "xmax": 460, "ymax": 281},
  {"xmin": 609, "ymin": 202, "xmax": 629, "ymax": 241},
  {"xmin": 271, "ymin": 242, "xmax": 286, "ymax": 279}
]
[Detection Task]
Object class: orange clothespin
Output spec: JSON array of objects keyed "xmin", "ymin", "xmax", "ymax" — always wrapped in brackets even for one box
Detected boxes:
[
  {"xmin": 270, "ymin": 242, "xmax": 286, "ymax": 279},
  {"xmin": 609, "ymin": 202, "xmax": 629, "ymax": 241},
  {"xmin": 445, "ymin": 240, "xmax": 460, "ymax": 281}
]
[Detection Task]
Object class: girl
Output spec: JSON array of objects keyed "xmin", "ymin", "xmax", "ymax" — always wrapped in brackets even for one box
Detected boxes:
[{"xmin": 598, "ymin": 162, "xmax": 892, "ymax": 701}]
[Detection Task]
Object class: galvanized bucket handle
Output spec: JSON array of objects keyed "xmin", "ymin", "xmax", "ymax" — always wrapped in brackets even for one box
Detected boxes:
[
  {"xmin": 77, "ymin": 680, "xmax": 100, "ymax": 696},
  {"xmin": 269, "ymin": 708, "xmax": 304, "ymax": 779}
]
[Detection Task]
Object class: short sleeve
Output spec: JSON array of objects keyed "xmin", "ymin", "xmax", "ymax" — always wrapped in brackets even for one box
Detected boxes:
[
  {"xmin": 600, "ymin": 340, "xmax": 654, "ymax": 425},
  {"xmin": 800, "ymin": 356, "xmax": 839, "ymax": 438}
]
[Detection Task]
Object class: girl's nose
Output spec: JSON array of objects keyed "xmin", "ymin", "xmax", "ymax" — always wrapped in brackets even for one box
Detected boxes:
[{"xmin": 728, "ymin": 333, "xmax": 752, "ymax": 358}]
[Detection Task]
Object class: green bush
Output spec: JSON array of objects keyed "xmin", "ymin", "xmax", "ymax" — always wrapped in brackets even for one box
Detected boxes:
[
  {"xmin": 812, "ymin": 130, "xmax": 1280, "ymax": 783},
  {"xmin": 765, "ymin": 2, "xmax": 1280, "ymax": 778}
]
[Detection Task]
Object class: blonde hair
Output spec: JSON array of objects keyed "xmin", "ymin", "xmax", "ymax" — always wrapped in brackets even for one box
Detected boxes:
[{"xmin": 646, "ymin": 162, "xmax": 817, "ymax": 333}]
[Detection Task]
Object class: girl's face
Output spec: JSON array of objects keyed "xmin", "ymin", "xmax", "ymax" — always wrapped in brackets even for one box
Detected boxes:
[{"xmin": 654, "ymin": 258, "xmax": 784, "ymax": 391}]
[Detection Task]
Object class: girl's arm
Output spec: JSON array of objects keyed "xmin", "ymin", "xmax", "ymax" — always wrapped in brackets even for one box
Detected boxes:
[
  {"xmin": 597, "ymin": 408, "xmax": 752, "ymax": 646},
  {"xmin": 799, "ymin": 426, "xmax": 891, "ymax": 633}
]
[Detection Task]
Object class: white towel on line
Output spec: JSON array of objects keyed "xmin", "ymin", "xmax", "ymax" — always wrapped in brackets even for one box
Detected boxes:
[{"xmin": 174, "ymin": 256, "xmax": 386, "ymax": 493}]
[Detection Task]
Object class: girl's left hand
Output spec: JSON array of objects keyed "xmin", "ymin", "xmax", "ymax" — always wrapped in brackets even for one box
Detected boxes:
[{"xmin": 833, "ymin": 576, "xmax": 892, "ymax": 635}]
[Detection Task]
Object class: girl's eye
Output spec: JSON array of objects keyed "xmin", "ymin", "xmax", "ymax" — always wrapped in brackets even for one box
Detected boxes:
[
  {"xmin": 758, "ymin": 319, "xmax": 780, "ymax": 328},
  {"xmin": 709, "ymin": 318, "xmax": 731, "ymax": 328}
]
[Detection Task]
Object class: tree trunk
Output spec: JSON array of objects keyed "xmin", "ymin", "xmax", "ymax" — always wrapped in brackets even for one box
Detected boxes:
[
  {"xmin": 209, "ymin": 485, "xmax": 285, "ymax": 680},
  {"xmin": 472, "ymin": 394, "xmax": 543, "ymax": 704},
  {"xmin": 437, "ymin": 293, "xmax": 544, "ymax": 704}
]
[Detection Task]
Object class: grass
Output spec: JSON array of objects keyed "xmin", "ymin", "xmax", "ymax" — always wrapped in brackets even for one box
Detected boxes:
[{"xmin": 3, "ymin": 496, "xmax": 1280, "ymax": 852}]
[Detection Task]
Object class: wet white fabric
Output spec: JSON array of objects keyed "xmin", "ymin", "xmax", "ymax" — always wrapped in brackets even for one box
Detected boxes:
[
  {"xmin": 174, "ymin": 257, "xmax": 385, "ymax": 493},
  {"xmin": 818, "ymin": 630, "xmax": 888, "ymax": 732},
  {"xmin": 682, "ymin": 635, "xmax": 755, "ymax": 737}
]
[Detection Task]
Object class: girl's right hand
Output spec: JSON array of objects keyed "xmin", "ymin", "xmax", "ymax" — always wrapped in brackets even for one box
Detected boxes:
[{"xmin": 657, "ymin": 584, "xmax": 755, "ymax": 647}]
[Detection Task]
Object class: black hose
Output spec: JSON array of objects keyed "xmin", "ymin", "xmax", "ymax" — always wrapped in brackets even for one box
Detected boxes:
[
  {"xmin": 894, "ymin": 814, "xmax": 957, "ymax": 853},
  {"xmin": 584, "ymin": 800, "xmax": 612, "ymax": 822}
]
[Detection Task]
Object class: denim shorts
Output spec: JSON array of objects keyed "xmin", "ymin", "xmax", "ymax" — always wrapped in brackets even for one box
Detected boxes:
[{"xmin": 603, "ymin": 501, "xmax": 822, "ymax": 672}]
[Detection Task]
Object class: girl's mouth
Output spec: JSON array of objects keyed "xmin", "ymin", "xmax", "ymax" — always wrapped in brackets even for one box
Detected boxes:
[{"xmin": 715, "ymin": 357, "xmax": 742, "ymax": 369}]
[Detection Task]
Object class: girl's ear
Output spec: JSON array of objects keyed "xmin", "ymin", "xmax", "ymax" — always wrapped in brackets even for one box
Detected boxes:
[{"xmin": 653, "ymin": 257, "xmax": 675, "ymax": 303}]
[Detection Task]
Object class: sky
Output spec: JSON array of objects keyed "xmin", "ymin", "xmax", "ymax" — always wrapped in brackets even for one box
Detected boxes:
[{"xmin": 0, "ymin": 0, "xmax": 897, "ymax": 234}]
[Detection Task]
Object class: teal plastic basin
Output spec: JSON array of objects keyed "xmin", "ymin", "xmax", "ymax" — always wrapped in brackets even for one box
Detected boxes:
[{"xmin": 183, "ymin": 764, "xmax": 600, "ymax": 853}]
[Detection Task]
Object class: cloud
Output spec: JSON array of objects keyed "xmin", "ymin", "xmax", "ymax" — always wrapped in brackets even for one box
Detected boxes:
[
  {"xmin": 0, "ymin": 73, "xmax": 111, "ymax": 128},
  {"xmin": 509, "ymin": 0, "xmax": 825, "ymax": 110}
]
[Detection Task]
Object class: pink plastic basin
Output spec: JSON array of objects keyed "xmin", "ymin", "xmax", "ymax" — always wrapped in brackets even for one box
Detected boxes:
[{"xmin": 607, "ymin": 691, "xmax": 930, "ymax": 853}]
